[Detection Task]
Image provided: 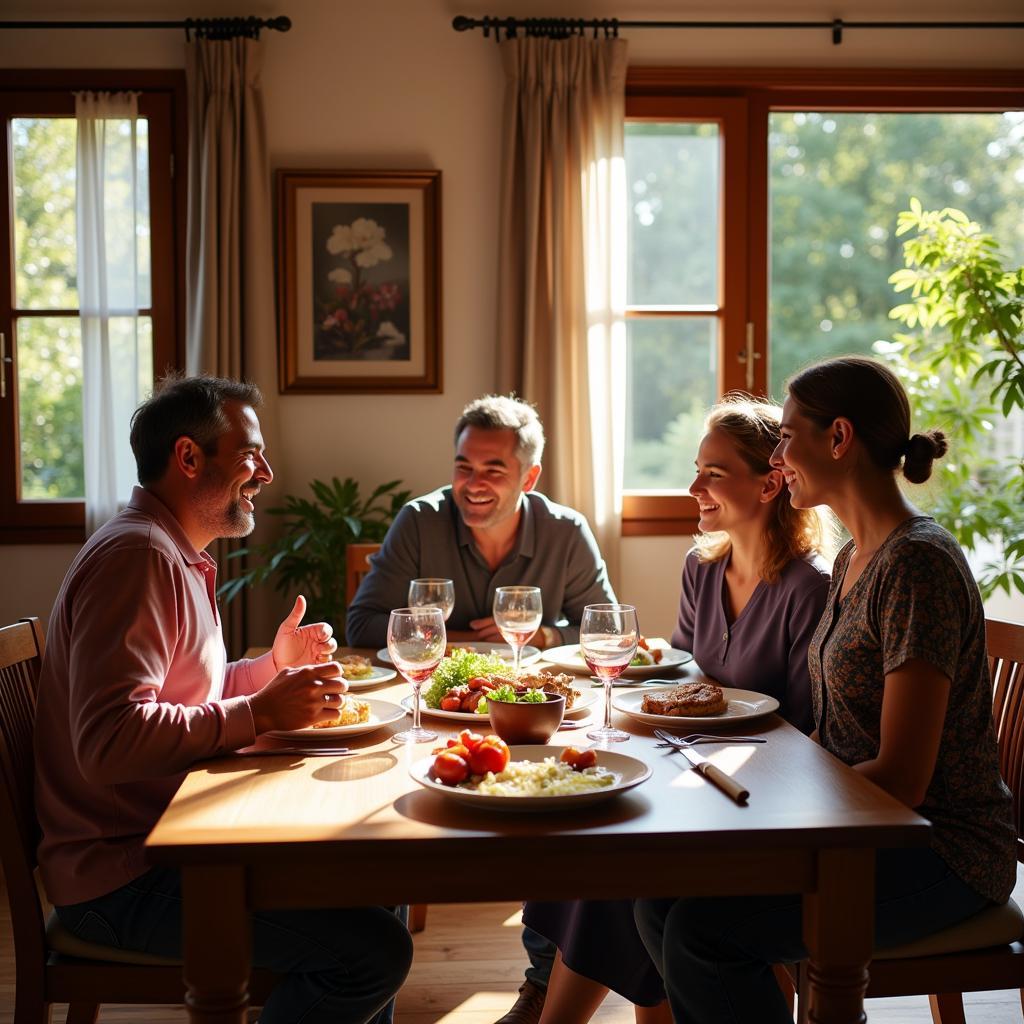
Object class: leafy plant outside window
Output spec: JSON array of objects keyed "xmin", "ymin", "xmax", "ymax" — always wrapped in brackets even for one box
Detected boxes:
[{"xmin": 877, "ymin": 199, "xmax": 1024, "ymax": 598}]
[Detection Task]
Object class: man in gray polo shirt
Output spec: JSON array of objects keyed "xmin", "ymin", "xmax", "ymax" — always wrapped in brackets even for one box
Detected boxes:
[
  {"xmin": 345, "ymin": 394, "xmax": 615, "ymax": 1024},
  {"xmin": 345, "ymin": 394, "xmax": 615, "ymax": 652}
]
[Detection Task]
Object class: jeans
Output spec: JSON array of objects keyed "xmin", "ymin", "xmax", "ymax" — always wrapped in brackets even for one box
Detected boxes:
[
  {"xmin": 57, "ymin": 867, "xmax": 413, "ymax": 1024},
  {"xmin": 522, "ymin": 925, "xmax": 556, "ymax": 992},
  {"xmin": 634, "ymin": 847, "xmax": 990, "ymax": 1024}
]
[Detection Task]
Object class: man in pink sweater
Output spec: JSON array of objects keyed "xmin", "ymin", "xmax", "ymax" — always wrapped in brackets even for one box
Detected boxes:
[{"xmin": 35, "ymin": 374, "xmax": 412, "ymax": 1024}]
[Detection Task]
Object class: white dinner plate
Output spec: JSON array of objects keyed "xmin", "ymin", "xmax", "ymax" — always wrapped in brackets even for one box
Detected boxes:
[
  {"xmin": 409, "ymin": 744, "xmax": 652, "ymax": 811},
  {"xmin": 376, "ymin": 642, "xmax": 542, "ymax": 668},
  {"xmin": 612, "ymin": 686, "xmax": 779, "ymax": 729},
  {"xmin": 265, "ymin": 698, "xmax": 406, "ymax": 739},
  {"xmin": 542, "ymin": 643, "xmax": 693, "ymax": 678},
  {"xmin": 337, "ymin": 665, "xmax": 397, "ymax": 690},
  {"xmin": 403, "ymin": 687, "xmax": 598, "ymax": 723}
]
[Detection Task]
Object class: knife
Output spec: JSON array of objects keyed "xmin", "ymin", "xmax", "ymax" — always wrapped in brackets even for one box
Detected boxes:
[
  {"xmin": 656, "ymin": 731, "xmax": 749, "ymax": 804},
  {"xmin": 236, "ymin": 747, "xmax": 354, "ymax": 757}
]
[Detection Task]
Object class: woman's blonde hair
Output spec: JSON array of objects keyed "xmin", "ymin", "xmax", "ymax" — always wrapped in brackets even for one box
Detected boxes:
[{"xmin": 693, "ymin": 395, "xmax": 833, "ymax": 582}]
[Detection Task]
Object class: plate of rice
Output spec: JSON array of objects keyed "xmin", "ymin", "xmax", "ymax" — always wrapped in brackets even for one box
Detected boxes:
[{"xmin": 408, "ymin": 744, "xmax": 651, "ymax": 811}]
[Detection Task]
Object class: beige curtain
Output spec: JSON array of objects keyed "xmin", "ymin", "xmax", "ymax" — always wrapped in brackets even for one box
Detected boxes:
[
  {"xmin": 185, "ymin": 36, "xmax": 276, "ymax": 656},
  {"xmin": 496, "ymin": 35, "xmax": 628, "ymax": 584}
]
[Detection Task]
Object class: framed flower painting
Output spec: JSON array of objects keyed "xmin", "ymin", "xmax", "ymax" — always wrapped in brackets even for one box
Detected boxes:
[{"xmin": 276, "ymin": 169, "xmax": 442, "ymax": 393}]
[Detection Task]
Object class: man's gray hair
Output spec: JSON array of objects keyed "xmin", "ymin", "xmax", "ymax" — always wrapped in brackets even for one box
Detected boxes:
[{"xmin": 454, "ymin": 394, "xmax": 545, "ymax": 468}]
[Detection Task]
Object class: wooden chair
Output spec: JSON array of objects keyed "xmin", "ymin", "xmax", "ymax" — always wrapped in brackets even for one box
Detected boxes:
[
  {"xmin": 0, "ymin": 617, "xmax": 276, "ymax": 1024},
  {"xmin": 345, "ymin": 541, "xmax": 381, "ymax": 605},
  {"xmin": 793, "ymin": 616, "xmax": 1024, "ymax": 1023}
]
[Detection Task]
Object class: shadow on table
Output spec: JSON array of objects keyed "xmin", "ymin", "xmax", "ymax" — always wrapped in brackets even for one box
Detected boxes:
[{"xmin": 392, "ymin": 788, "xmax": 652, "ymax": 832}]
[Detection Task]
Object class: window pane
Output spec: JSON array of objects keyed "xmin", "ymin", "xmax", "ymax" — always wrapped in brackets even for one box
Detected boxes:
[
  {"xmin": 768, "ymin": 111, "xmax": 1024, "ymax": 398},
  {"xmin": 17, "ymin": 315, "xmax": 152, "ymax": 501},
  {"xmin": 626, "ymin": 123, "xmax": 720, "ymax": 307},
  {"xmin": 12, "ymin": 117, "xmax": 78, "ymax": 310},
  {"xmin": 624, "ymin": 318, "xmax": 718, "ymax": 491},
  {"xmin": 17, "ymin": 316, "xmax": 83, "ymax": 498}
]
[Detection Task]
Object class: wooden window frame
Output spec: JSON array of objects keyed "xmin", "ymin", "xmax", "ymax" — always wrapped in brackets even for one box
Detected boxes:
[
  {"xmin": 622, "ymin": 66, "xmax": 1024, "ymax": 537},
  {"xmin": 0, "ymin": 70, "xmax": 187, "ymax": 544}
]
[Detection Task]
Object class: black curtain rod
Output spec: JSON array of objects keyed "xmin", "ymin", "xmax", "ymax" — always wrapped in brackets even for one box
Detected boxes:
[
  {"xmin": 452, "ymin": 15, "xmax": 1024, "ymax": 45},
  {"xmin": 0, "ymin": 16, "xmax": 291, "ymax": 40}
]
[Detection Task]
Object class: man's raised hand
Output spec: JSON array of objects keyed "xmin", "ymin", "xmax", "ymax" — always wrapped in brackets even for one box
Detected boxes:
[{"xmin": 272, "ymin": 595, "xmax": 338, "ymax": 669}]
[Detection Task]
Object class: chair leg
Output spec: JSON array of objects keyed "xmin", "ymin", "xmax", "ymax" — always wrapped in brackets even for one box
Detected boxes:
[
  {"xmin": 772, "ymin": 963, "xmax": 796, "ymax": 1018},
  {"xmin": 14, "ymin": 982, "xmax": 50, "ymax": 1024},
  {"xmin": 928, "ymin": 992, "xmax": 967, "ymax": 1024},
  {"xmin": 795, "ymin": 962, "xmax": 810, "ymax": 1024},
  {"xmin": 65, "ymin": 1006, "xmax": 99, "ymax": 1024},
  {"xmin": 409, "ymin": 903, "xmax": 428, "ymax": 933}
]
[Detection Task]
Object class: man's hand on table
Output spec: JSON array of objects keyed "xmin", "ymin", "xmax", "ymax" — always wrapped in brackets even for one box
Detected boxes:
[
  {"xmin": 451, "ymin": 618, "xmax": 561, "ymax": 650},
  {"xmin": 249, "ymin": 662, "xmax": 349, "ymax": 733},
  {"xmin": 271, "ymin": 595, "xmax": 338, "ymax": 669}
]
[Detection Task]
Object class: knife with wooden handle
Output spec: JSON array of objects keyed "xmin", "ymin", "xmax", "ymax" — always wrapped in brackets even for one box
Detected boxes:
[{"xmin": 673, "ymin": 742, "xmax": 749, "ymax": 804}]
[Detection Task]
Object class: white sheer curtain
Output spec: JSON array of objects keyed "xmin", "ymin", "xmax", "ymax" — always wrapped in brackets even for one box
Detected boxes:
[
  {"xmin": 75, "ymin": 91, "xmax": 148, "ymax": 536},
  {"xmin": 495, "ymin": 36, "xmax": 628, "ymax": 582}
]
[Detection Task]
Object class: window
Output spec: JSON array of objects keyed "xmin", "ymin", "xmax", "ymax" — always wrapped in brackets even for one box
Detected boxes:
[
  {"xmin": 0, "ymin": 72, "xmax": 185, "ymax": 542},
  {"xmin": 622, "ymin": 68, "xmax": 1024, "ymax": 536}
]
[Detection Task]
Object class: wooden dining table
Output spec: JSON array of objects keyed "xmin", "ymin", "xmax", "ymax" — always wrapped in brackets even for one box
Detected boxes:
[{"xmin": 145, "ymin": 646, "xmax": 929, "ymax": 1024}]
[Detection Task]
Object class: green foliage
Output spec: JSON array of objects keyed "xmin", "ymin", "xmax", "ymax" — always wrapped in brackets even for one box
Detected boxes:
[
  {"xmin": 878, "ymin": 201, "xmax": 1024, "ymax": 599},
  {"xmin": 217, "ymin": 476, "xmax": 412, "ymax": 629}
]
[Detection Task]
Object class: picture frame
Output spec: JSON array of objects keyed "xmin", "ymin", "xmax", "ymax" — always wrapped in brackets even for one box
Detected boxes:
[{"xmin": 276, "ymin": 169, "xmax": 442, "ymax": 394}]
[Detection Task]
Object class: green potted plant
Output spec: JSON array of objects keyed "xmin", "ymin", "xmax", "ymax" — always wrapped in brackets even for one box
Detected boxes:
[
  {"xmin": 877, "ymin": 198, "xmax": 1024, "ymax": 598},
  {"xmin": 217, "ymin": 476, "xmax": 411, "ymax": 627}
]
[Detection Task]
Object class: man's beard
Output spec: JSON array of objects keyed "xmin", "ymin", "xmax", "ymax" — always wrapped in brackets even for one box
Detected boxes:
[{"xmin": 193, "ymin": 471, "xmax": 256, "ymax": 540}]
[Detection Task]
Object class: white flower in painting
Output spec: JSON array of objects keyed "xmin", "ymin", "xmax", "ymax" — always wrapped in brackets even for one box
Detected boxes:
[
  {"xmin": 350, "ymin": 217, "xmax": 386, "ymax": 249},
  {"xmin": 354, "ymin": 241, "xmax": 393, "ymax": 268},
  {"xmin": 328, "ymin": 267, "xmax": 353, "ymax": 284},
  {"xmin": 378, "ymin": 321, "xmax": 405, "ymax": 348},
  {"xmin": 326, "ymin": 224, "xmax": 354, "ymax": 254}
]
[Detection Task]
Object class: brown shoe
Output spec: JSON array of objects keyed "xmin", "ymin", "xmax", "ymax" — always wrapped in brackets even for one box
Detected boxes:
[{"xmin": 494, "ymin": 979, "xmax": 545, "ymax": 1024}]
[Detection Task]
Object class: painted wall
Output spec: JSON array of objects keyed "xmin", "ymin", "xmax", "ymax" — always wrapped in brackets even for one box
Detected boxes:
[{"xmin": 2, "ymin": 0, "xmax": 1022, "ymax": 640}]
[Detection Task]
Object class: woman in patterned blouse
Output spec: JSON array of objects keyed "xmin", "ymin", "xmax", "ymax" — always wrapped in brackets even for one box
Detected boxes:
[{"xmin": 635, "ymin": 356, "xmax": 1014, "ymax": 1024}]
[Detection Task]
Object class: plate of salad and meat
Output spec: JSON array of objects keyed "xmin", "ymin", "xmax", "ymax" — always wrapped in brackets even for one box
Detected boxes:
[{"xmin": 407, "ymin": 648, "xmax": 597, "ymax": 723}]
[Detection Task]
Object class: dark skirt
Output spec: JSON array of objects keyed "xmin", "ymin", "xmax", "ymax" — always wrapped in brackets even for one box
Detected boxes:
[{"xmin": 523, "ymin": 899, "xmax": 666, "ymax": 1007}]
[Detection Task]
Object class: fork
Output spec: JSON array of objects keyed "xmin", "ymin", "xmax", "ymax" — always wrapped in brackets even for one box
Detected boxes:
[{"xmin": 653, "ymin": 729, "xmax": 766, "ymax": 748}]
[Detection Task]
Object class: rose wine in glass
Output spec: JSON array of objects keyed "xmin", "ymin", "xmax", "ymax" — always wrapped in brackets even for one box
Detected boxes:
[
  {"xmin": 581, "ymin": 603, "xmax": 639, "ymax": 743},
  {"xmin": 387, "ymin": 607, "xmax": 446, "ymax": 743},
  {"xmin": 493, "ymin": 586, "xmax": 543, "ymax": 678},
  {"xmin": 408, "ymin": 578, "xmax": 455, "ymax": 622}
]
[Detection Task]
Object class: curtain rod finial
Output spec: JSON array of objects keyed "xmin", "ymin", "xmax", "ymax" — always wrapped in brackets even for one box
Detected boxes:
[
  {"xmin": 268, "ymin": 15, "xmax": 291, "ymax": 32},
  {"xmin": 452, "ymin": 15, "xmax": 474, "ymax": 32}
]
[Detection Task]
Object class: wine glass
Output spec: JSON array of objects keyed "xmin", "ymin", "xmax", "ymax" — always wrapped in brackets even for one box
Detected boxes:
[
  {"xmin": 581, "ymin": 603, "xmax": 639, "ymax": 743},
  {"xmin": 493, "ymin": 586, "xmax": 543, "ymax": 678},
  {"xmin": 408, "ymin": 578, "xmax": 455, "ymax": 622},
  {"xmin": 387, "ymin": 607, "xmax": 446, "ymax": 743}
]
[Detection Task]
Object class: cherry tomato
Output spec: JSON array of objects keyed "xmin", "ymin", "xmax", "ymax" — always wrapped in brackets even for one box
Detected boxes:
[
  {"xmin": 440, "ymin": 695, "xmax": 462, "ymax": 711},
  {"xmin": 432, "ymin": 752, "xmax": 470, "ymax": 786},
  {"xmin": 458, "ymin": 729, "xmax": 484, "ymax": 751},
  {"xmin": 560, "ymin": 747, "xmax": 597, "ymax": 771},
  {"xmin": 469, "ymin": 736, "xmax": 510, "ymax": 775}
]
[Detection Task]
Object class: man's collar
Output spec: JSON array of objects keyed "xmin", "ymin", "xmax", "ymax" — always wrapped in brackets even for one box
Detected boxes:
[
  {"xmin": 453, "ymin": 491, "xmax": 536, "ymax": 560},
  {"xmin": 127, "ymin": 486, "xmax": 211, "ymax": 567}
]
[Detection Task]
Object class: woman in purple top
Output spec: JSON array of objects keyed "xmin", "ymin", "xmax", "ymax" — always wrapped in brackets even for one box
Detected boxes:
[{"xmin": 523, "ymin": 396, "xmax": 832, "ymax": 1024}]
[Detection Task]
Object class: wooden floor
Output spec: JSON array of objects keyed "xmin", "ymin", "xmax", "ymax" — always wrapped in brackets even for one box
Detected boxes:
[{"xmin": 1, "ymin": 898, "xmax": 1020, "ymax": 1023}]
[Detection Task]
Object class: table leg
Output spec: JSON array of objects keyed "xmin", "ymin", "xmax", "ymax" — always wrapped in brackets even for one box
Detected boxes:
[
  {"xmin": 182, "ymin": 865, "xmax": 250, "ymax": 1024},
  {"xmin": 802, "ymin": 848, "xmax": 873, "ymax": 1024}
]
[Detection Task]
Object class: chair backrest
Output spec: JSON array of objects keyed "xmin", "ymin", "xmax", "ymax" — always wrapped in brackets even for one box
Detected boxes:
[
  {"xmin": 987, "ymin": 617, "xmax": 1024, "ymax": 858},
  {"xmin": 345, "ymin": 542, "xmax": 381, "ymax": 607},
  {"xmin": 0, "ymin": 617, "xmax": 48, "ymax": 978}
]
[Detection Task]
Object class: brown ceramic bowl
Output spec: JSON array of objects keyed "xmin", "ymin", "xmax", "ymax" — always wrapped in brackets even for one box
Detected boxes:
[{"xmin": 486, "ymin": 692, "xmax": 565, "ymax": 744}]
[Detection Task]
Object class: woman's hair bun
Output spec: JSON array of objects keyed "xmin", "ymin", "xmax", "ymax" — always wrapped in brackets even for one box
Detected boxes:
[{"xmin": 902, "ymin": 429, "xmax": 948, "ymax": 484}]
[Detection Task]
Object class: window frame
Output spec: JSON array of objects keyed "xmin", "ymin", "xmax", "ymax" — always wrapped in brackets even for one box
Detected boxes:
[
  {"xmin": 0, "ymin": 70, "xmax": 186, "ymax": 544},
  {"xmin": 621, "ymin": 66, "xmax": 1024, "ymax": 537}
]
